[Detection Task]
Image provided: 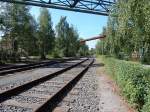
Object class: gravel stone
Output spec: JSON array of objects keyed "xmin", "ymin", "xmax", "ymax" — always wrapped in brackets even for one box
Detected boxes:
[
  {"xmin": 0, "ymin": 59, "xmax": 90, "ymax": 112},
  {"xmin": 11, "ymin": 95, "xmax": 46, "ymax": 104},
  {"xmin": 0, "ymin": 60, "xmax": 82, "ymax": 92},
  {"xmin": 59, "ymin": 62, "xmax": 100, "ymax": 112},
  {"xmin": 0, "ymin": 104, "xmax": 32, "ymax": 112}
]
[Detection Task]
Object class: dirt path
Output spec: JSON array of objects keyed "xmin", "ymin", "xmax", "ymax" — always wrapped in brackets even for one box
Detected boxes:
[{"xmin": 96, "ymin": 60, "xmax": 135, "ymax": 112}]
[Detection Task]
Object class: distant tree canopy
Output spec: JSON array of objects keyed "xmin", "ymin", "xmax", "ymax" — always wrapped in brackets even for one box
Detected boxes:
[
  {"xmin": 96, "ymin": 0, "xmax": 150, "ymax": 64},
  {"xmin": 0, "ymin": 4, "xmax": 89, "ymax": 62},
  {"xmin": 78, "ymin": 40, "xmax": 89, "ymax": 56},
  {"xmin": 55, "ymin": 16, "xmax": 89, "ymax": 57},
  {"xmin": 0, "ymin": 4, "xmax": 38, "ymax": 61},
  {"xmin": 38, "ymin": 8, "xmax": 55, "ymax": 59}
]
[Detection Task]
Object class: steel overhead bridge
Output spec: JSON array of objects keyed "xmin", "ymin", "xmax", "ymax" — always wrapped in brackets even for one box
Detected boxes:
[
  {"xmin": 80, "ymin": 35, "xmax": 106, "ymax": 44},
  {"xmin": 0, "ymin": 0, "xmax": 116, "ymax": 16}
]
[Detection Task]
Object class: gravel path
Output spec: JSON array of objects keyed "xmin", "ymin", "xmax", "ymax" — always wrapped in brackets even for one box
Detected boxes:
[
  {"xmin": 96, "ymin": 60, "xmax": 135, "ymax": 112},
  {"xmin": 98, "ymin": 75, "xmax": 131, "ymax": 112},
  {"xmin": 143, "ymin": 65, "xmax": 150, "ymax": 68}
]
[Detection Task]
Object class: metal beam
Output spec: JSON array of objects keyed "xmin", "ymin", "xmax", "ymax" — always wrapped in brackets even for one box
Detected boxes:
[
  {"xmin": 71, "ymin": 0, "xmax": 80, "ymax": 7},
  {"xmin": 0, "ymin": 0, "xmax": 116, "ymax": 16},
  {"xmin": 80, "ymin": 35, "xmax": 106, "ymax": 43}
]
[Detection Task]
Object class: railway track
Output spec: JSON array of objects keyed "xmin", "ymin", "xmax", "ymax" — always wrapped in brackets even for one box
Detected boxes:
[
  {"xmin": 0, "ymin": 61, "xmax": 56, "ymax": 75},
  {"xmin": 0, "ymin": 58, "xmax": 94, "ymax": 112},
  {"xmin": 0, "ymin": 58, "xmax": 78, "ymax": 76}
]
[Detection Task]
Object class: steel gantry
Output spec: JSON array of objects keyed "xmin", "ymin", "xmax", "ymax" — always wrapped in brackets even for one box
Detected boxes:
[
  {"xmin": 0, "ymin": 0, "xmax": 116, "ymax": 15},
  {"xmin": 80, "ymin": 35, "xmax": 106, "ymax": 44}
]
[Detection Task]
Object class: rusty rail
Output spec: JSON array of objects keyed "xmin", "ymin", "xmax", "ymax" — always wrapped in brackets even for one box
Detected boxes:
[
  {"xmin": 35, "ymin": 58, "xmax": 94, "ymax": 112},
  {"xmin": 0, "ymin": 58, "xmax": 88, "ymax": 103},
  {"xmin": 0, "ymin": 58, "xmax": 79, "ymax": 76}
]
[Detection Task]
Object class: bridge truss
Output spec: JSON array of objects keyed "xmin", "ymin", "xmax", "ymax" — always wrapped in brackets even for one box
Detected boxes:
[{"xmin": 0, "ymin": 0, "xmax": 116, "ymax": 15}]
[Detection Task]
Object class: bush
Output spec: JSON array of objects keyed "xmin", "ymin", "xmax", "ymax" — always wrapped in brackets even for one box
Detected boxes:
[
  {"xmin": 142, "ymin": 91, "xmax": 150, "ymax": 112},
  {"xmin": 52, "ymin": 48, "xmax": 62, "ymax": 58},
  {"xmin": 101, "ymin": 56, "xmax": 150, "ymax": 111},
  {"xmin": 141, "ymin": 69, "xmax": 150, "ymax": 112}
]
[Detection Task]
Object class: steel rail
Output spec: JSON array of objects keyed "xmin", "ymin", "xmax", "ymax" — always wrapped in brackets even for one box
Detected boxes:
[
  {"xmin": 0, "ymin": 61, "xmax": 54, "ymax": 71},
  {"xmin": 0, "ymin": 58, "xmax": 88, "ymax": 103},
  {"xmin": 0, "ymin": 58, "xmax": 78, "ymax": 76},
  {"xmin": 35, "ymin": 58, "xmax": 94, "ymax": 112},
  {"xmin": 0, "ymin": 61, "xmax": 58, "ymax": 76},
  {"xmin": 0, "ymin": 58, "xmax": 80, "ymax": 71}
]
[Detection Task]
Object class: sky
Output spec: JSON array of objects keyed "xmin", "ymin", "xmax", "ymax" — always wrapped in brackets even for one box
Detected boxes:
[
  {"xmin": 30, "ymin": 6, "xmax": 108, "ymax": 49},
  {"xmin": 0, "ymin": 6, "xmax": 108, "ymax": 48}
]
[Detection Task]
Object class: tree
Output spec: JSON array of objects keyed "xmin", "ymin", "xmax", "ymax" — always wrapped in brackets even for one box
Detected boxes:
[
  {"xmin": 96, "ymin": 0, "xmax": 150, "ymax": 63},
  {"xmin": 96, "ymin": 40, "xmax": 103, "ymax": 55},
  {"xmin": 78, "ymin": 39, "xmax": 89, "ymax": 56},
  {"xmin": 0, "ymin": 4, "xmax": 5, "ymax": 31},
  {"xmin": 0, "ymin": 4, "xmax": 38, "ymax": 61},
  {"xmin": 38, "ymin": 8, "xmax": 55, "ymax": 59},
  {"xmin": 16, "ymin": 5, "xmax": 38, "ymax": 56},
  {"xmin": 55, "ymin": 16, "xmax": 79, "ymax": 57}
]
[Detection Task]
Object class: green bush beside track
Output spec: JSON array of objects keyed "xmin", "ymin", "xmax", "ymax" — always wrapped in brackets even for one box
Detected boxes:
[{"xmin": 100, "ymin": 56, "xmax": 150, "ymax": 112}]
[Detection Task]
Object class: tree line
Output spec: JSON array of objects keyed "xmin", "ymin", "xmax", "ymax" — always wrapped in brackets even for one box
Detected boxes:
[
  {"xmin": 96, "ymin": 0, "xmax": 150, "ymax": 64},
  {"xmin": 0, "ymin": 4, "xmax": 89, "ymax": 62}
]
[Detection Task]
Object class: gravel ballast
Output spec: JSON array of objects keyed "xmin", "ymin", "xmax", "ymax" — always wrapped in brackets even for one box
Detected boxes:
[
  {"xmin": 0, "ymin": 60, "xmax": 83, "ymax": 92},
  {"xmin": 58, "ymin": 62, "xmax": 100, "ymax": 112},
  {"xmin": 0, "ymin": 59, "xmax": 90, "ymax": 112},
  {"xmin": 58, "ymin": 60, "xmax": 134, "ymax": 112}
]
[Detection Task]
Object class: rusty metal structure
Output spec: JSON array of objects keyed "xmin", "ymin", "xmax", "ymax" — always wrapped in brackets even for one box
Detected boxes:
[
  {"xmin": 80, "ymin": 35, "xmax": 106, "ymax": 44},
  {"xmin": 0, "ymin": 0, "xmax": 116, "ymax": 15}
]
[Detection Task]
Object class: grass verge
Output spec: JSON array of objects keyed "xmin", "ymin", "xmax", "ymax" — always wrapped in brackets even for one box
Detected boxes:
[{"xmin": 97, "ymin": 55, "xmax": 150, "ymax": 112}]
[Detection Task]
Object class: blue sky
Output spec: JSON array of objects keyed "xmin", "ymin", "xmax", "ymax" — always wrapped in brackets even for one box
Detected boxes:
[{"xmin": 30, "ymin": 7, "xmax": 108, "ymax": 49}]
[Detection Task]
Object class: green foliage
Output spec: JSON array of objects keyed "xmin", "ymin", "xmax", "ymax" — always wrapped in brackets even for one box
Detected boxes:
[
  {"xmin": 101, "ymin": 56, "xmax": 150, "ymax": 111},
  {"xmin": 38, "ymin": 8, "xmax": 55, "ymax": 59},
  {"xmin": 0, "ymin": 4, "xmax": 38, "ymax": 62},
  {"xmin": 55, "ymin": 16, "xmax": 87, "ymax": 57},
  {"xmin": 78, "ymin": 43, "xmax": 89, "ymax": 56},
  {"xmin": 89, "ymin": 48, "xmax": 95, "ymax": 56},
  {"xmin": 96, "ymin": 0, "xmax": 150, "ymax": 64},
  {"xmin": 0, "ymin": 5, "xmax": 89, "ymax": 62},
  {"xmin": 142, "ymin": 90, "xmax": 150, "ymax": 112},
  {"xmin": 52, "ymin": 47, "xmax": 62, "ymax": 58}
]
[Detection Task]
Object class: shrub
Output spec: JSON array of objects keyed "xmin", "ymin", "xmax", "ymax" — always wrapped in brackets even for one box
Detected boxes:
[
  {"xmin": 141, "ymin": 69, "xmax": 150, "ymax": 112},
  {"xmin": 101, "ymin": 56, "xmax": 150, "ymax": 111}
]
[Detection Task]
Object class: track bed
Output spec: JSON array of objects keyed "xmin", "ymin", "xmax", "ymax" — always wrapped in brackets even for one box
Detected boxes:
[{"xmin": 0, "ymin": 58, "xmax": 94, "ymax": 112}]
